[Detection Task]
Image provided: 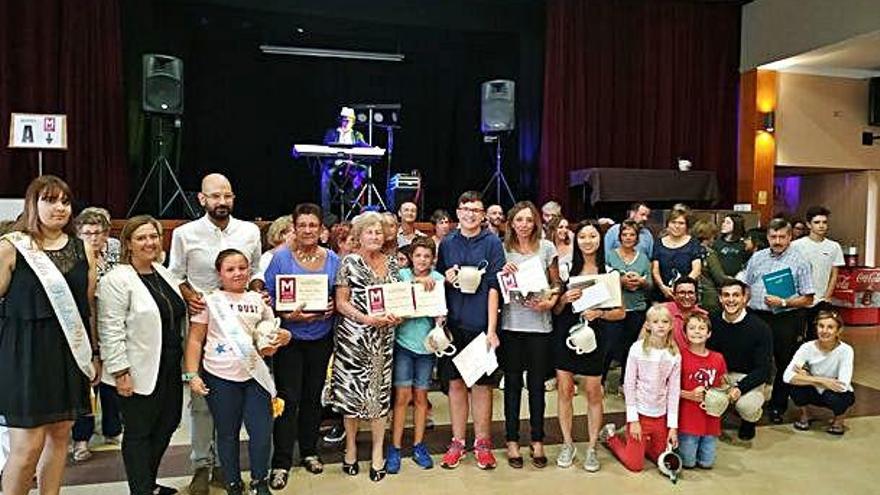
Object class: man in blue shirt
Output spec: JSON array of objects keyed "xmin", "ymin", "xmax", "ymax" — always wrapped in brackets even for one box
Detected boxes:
[
  {"xmin": 739, "ymin": 217, "xmax": 814, "ymax": 423},
  {"xmin": 604, "ymin": 202, "xmax": 654, "ymax": 259},
  {"xmin": 435, "ymin": 191, "xmax": 505, "ymax": 470}
]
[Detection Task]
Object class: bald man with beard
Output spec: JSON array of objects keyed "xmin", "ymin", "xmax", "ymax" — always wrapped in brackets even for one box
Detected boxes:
[{"xmin": 168, "ymin": 173, "xmax": 263, "ymax": 495}]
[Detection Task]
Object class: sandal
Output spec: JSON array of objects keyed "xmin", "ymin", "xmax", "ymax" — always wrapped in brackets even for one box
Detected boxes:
[
  {"xmin": 793, "ymin": 419, "xmax": 811, "ymax": 431},
  {"xmin": 530, "ymin": 444, "xmax": 548, "ymax": 469},
  {"xmin": 342, "ymin": 459, "xmax": 359, "ymax": 476},
  {"xmin": 369, "ymin": 463, "xmax": 387, "ymax": 482},
  {"xmin": 302, "ymin": 455, "xmax": 324, "ymax": 474},
  {"xmin": 826, "ymin": 424, "xmax": 845, "ymax": 436},
  {"xmin": 507, "ymin": 456, "xmax": 524, "ymax": 469}
]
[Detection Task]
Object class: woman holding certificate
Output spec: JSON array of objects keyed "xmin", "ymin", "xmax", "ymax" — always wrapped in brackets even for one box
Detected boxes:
[
  {"xmin": 498, "ymin": 201, "xmax": 559, "ymax": 469},
  {"xmin": 0, "ymin": 175, "xmax": 99, "ymax": 495},
  {"xmin": 97, "ymin": 215, "xmax": 187, "ymax": 495},
  {"xmin": 265, "ymin": 203, "xmax": 340, "ymax": 489},
  {"xmin": 331, "ymin": 211, "xmax": 402, "ymax": 482},
  {"xmin": 552, "ymin": 220, "xmax": 625, "ymax": 473}
]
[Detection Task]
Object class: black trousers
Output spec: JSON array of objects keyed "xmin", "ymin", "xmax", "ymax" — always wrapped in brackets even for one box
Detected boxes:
[
  {"xmin": 271, "ymin": 333, "xmax": 334, "ymax": 468},
  {"xmin": 754, "ymin": 309, "xmax": 805, "ymax": 412},
  {"xmin": 500, "ymin": 331, "xmax": 551, "ymax": 443},
  {"xmin": 790, "ymin": 385, "xmax": 855, "ymax": 417},
  {"xmin": 116, "ymin": 353, "xmax": 183, "ymax": 495}
]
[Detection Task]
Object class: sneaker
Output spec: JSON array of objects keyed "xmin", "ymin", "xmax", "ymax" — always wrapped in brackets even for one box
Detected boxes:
[
  {"xmin": 225, "ymin": 481, "xmax": 245, "ymax": 495},
  {"xmin": 323, "ymin": 424, "xmax": 346, "ymax": 443},
  {"xmin": 105, "ymin": 434, "xmax": 123, "ymax": 445},
  {"xmin": 738, "ymin": 421, "xmax": 756, "ymax": 441},
  {"xmin": 440, "ymin": 438, "xmax": 466, "ymax": 469},
  {"xmin": 556, "ymin": 443, "xmax": 577, "ymax": 468},
  {"xmin": 412, "ymin": 442, "xmax": 434, "ymax": 469},
  {"xmin": 268, "ymin": 469, "xmax": 289, "ymax": 490},
  {"xmin": 72, "ymin": 441, "xmax": 92, "ymax": 462},
  {"xmin": 583, "ymin": 447, "xmax": 600, "ymax": 472},
  {"xmin": 250, "ymin": 478, "xmax": 271, "ymax": 495},
  {"xmin": 474, "ymin": 438, "xmax": 497, "ymax": 470},
  {"xmin": 188, "ymin": 467, "xmax": 210, "ymax": 495},
  {"xmin": 599, "ymin": 423, "xmax": 617, "ymax": 444},
  {"xmin": 387, "ymin": 446, "xmax": 402, "ymax": 474}
]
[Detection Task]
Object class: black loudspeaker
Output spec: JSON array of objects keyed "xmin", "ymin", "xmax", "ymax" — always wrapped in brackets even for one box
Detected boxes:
[
  {"xmin": 870, "ymin": 78, "xmax": 880, "ymax": 126},
  {"xmin": 481, "ymin": 80, "xmax": 515, "ymax": 133},
  {"xmin": 143, "ymin": 54, "xmax": 184, "ymax": 114}
]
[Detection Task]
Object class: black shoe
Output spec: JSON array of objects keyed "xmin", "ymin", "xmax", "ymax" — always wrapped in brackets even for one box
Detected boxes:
[
  {"xmin": 369, "ymin": 463, "xmax": 387, "ymax": 482},
  {"xmin": 769, "ymin": 409, "xmax": 784, "ymax": 424},
  {"xmin": 738, "ymin": 421, "xmax": 756, "ymax": 440},
  {"xmin": 224, "ymin": 481, "xmax": 245, "ymax": 495},
  {"xmin": 269, "ymin": 469, "xmax": 289, "ymax": 490},
  {"xmin": 323, "ymin": 425, "xmax": 346, "ymax": 443},
  {"xmin": 153, "ymin": 484, "xmax": 178, "ymax": 495},
  {"xmin": 342, "ymin": 459, "xmax": 359, "ymax": 476},
  {"xmin": 250, "ymin": 478, "xmax": 271, "ymax": 495}
]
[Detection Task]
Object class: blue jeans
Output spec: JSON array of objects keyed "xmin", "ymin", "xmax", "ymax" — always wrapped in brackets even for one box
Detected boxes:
[
  {"xmin": 393, "ymin": 345, "xmax": 436, "ymax": 389},
  {"xmin": 678, "ymin": 434, "xmax": 717, "ymax": 468},
  {"xmin": 72, "ymin": 382, "xmax": 123, "ymax": 441},
  {"xmin": 203, "ymin": 373, "xmax": 272, "ymax": 484}
]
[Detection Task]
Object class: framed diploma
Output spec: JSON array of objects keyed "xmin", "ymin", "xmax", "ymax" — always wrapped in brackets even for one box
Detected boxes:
[
  {"xmin": 366, "ymin": 282, "xmax": 416, "ymax": 317},
  {"xmin": 275, "ymin": 274, "xmax": 329, "ymax": 312}
]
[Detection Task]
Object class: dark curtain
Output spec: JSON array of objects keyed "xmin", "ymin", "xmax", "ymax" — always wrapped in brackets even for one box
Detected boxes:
[
  {"xmin": 539, "ymin": 0, "xmax": 741, "ymax": 211},
  {"xmin": 0, "ymin": 0, "xmax": 128, "ymax": 215}
]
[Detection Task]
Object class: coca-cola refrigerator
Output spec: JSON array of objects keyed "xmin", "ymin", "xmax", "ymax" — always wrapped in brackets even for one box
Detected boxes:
[{"xmin": 831, "ymin": 267, "xmax": 880, "ymax": 325}]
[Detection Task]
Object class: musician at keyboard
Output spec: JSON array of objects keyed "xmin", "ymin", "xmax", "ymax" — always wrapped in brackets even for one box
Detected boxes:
[{"xmin": 321, "ymin": 107, "xmax": 370, "ymax": 213}]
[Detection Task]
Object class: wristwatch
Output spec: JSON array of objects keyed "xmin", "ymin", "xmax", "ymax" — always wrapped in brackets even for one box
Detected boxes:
[{"xmin": 182, "ymin": 372, "xmax": 198, "ymax": 382}]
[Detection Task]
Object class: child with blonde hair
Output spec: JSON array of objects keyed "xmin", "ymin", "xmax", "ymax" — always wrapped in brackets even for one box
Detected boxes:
[{"xmin": 602, "ymin": 304, "xmax": 681, "ymax": 472}]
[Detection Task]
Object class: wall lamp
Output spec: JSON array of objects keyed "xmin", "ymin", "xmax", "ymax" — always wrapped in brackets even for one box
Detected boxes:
[
  {"xmin": 863, "ymin": 131, "xmax": 880, "ymax": 146},
  {"xmin": 259, "ymin": 44, "xmax": 405, "ymax": 62},
  {"xmin": 760, "ymin": 111, "xmax": 775, "ymax": 133}
]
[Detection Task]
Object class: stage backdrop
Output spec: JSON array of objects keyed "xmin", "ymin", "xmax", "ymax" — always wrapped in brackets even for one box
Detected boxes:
[
  {"xmin": 540, "ymin": 0, "xmax": 742, "ymax": 213},
  {"xmin": 0, "ymin": 0, "xmax": 128, "ymax": 215},
  {"xmin": 121, "ymin": 0, "xmax": 544, "ymax": 220}
]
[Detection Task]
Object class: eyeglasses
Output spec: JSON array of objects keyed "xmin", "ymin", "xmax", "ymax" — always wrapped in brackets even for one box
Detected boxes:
[{"xmin": 458, "ymin": 207, "xmax": 484, "ymax": 215}]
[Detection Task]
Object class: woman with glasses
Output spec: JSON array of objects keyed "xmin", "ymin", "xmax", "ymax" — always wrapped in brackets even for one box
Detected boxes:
[{"xmin": 651, "ymin": 209, "xmax": 702, "ymax": 301}]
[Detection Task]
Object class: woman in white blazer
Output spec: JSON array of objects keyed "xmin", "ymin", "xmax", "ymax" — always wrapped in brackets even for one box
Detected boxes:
[{"xmin": 98, "ymin": 215, "xmax": 187, "ymax": 495}]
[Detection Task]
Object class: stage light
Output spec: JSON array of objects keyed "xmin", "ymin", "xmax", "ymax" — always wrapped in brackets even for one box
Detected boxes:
[
  {"xmin": 259, "ymin": 44, "xmax": 404, "ymax": 62},
  {"xmin": 760, "ymin": 111, "xmax": 775, "ymax": 133}
]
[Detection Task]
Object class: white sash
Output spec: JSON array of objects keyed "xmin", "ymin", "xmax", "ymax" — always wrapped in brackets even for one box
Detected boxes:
[
  {"xmin": 4, "ymin": 232, "xmax": 95, "ymax": 380},
  {"xmin": 205, "ymin": 292, "xmax": 276, "ymax": 397}
]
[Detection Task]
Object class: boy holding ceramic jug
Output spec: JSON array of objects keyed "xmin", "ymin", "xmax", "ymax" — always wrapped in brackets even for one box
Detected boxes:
[
  {"xmin": 387, "ymin": 237, "xmax": 446, "ymax": 473},
  {"xmin": 436, "ymin": 191, "xmax": 505, "ymax": 470},
  {"xmin": 678, "ymin": 314, "xmax": 728, "ymax": 469}
]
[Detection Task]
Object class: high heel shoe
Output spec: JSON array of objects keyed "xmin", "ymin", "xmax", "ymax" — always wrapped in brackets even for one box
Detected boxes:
[
  {"xmin": 369, "ymin": 462, "xmax": 387, "ymax": 482},
  {"xmin": 342, "ymin": 459, "xmax": 359, "ymax": 476}
]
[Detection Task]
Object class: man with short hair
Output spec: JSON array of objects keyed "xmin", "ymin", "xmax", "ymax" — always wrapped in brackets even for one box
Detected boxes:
[
  {"xmin": 397, "ymin": 201, "xmax": 426, "ymax": 247},
  {"xmin": 739, "ymin": 218, "xmax": 814, "ymax": 424},
  {"xmin": 708, "ymin": 279, "xmax": 773, "ymax": 440},
  {"xmin": 540, "ymin": 201, "xmax": 562, "ymax": 225},
  {"xmin": 436, "ymin": 191, "xmax": 505, "ymax": 470},
  {"xmin": 604, "ymin": 202, "xmax": 653, "ymax": 258},
  {"xmin": 792, "ymin": 206, "xmax": 844, "ymax": 339},
  {"xmin": 486, "ymin": 204, "xmax": 505, "ymax": 237},
  {"xmin": 168, "ymin": 173, "xmax": 263, "ymax": 495},
  {"xmin": 663, "ymin": 276, "xmax": 708, "ymax": 350}
]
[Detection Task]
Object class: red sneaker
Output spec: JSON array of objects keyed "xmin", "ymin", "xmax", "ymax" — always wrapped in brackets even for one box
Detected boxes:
[
  {"xmin": 440, "ymin": 438, "xmax": 467, "ymax": 469},
  {"xmin": 474, "ymin": 437, "xmax": 497, "ymax": 470}
]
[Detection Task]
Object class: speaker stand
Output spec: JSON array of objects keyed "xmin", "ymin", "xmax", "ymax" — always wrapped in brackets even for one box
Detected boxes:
[
  {"xmin": 481, "ymin": 134, "xmax": 516, "ymax": 207},
  {"xmin": 127, "ymin": 116, "xmax": 198, "ymax": 219}
]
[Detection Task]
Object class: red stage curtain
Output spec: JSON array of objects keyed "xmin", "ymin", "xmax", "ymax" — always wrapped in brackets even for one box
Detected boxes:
[
  {"xmin": 539, "ymin": 0, "xmax": 741, "ymax": 210},
  {"xmin": 0, "ymin": 0, "xmax": 127, "ymax": 215}
]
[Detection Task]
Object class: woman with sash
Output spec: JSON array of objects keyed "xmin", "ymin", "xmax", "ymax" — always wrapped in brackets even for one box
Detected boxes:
[
  {"xmin": 331, "ymin": 211, "xmax": 402, "ymax": 482},
  {"xmin": 97, "ymin": 215, "xmax": 187, "ymax": 495},
  {"xmin": 184, "ymin": 249, "xmax": 291, "ymax": 495},
  {"xmin": 0, "ymin": 175, "xmax": 99, "ymax": 495}
]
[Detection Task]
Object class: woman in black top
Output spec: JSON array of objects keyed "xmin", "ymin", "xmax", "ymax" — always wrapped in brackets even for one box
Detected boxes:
[{"xmin": 714, "ymin": 213, "xmax": 748, "ymax": 277}]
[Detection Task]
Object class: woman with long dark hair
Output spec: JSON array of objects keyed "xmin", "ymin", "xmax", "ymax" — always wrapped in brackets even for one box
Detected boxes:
[
  {"xmin": 552, "ymin": 220, "xmax": 625, "ymax": 473},
  {"xmin": 714, "ymin": 213, "xmax": 748, "ymax": 277}
]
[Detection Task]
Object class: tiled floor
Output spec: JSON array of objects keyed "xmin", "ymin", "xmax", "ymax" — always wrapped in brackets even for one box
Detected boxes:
[{"xmin": 24, "ymin": 327, "xmax": 880, "ymax": 494}]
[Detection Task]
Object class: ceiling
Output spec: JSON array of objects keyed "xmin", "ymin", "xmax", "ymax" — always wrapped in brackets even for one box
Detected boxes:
[{"xmin": 761, "ymin": 29, "xmax": 880, "ymax": 79}]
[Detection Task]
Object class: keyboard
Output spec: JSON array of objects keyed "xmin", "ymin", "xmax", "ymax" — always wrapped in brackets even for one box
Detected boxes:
[{"xmin": 293, "ymin": 144, "xmax": 386, "ymax": 159}]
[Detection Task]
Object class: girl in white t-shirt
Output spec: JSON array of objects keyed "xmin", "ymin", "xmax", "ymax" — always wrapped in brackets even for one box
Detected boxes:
[{"xmin": 184, "ymin": 249, "xmax": 291, "ymax": 495}]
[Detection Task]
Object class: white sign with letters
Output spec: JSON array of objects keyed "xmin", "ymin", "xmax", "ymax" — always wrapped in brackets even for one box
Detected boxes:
[{"xmin": 8, "ymin": 113, "xmax": 68, "ymax": 149}]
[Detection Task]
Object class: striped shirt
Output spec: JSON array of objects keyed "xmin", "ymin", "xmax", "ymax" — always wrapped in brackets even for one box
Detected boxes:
[
  {"xmin": 739, "ymin": 246, "xmax": 814, "ymax": 312},
  {"xmin": 623, "ymin": 342, "xmax": 681, "ymax": 428}
]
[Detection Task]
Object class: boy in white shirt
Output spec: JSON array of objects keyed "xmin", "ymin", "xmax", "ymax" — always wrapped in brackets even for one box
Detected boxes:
[{"xmin": 792, "ymin": 206, "xmax": 844, "ymax": 338}]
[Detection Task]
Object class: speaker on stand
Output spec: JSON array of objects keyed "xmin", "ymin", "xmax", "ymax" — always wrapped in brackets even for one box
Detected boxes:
[
  {"xmin": 480, "ymin": 80, "xmax": 516, "ymax": 207},
  {"xmin": 128, "ymin": 54, "xmax": 198, "ymax": 219}
]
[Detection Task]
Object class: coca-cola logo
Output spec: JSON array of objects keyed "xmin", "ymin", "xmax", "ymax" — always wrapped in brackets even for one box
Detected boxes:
[
  {"xmin": 836, "ymin": 273, "xmax": 852, "ymax": 291},
  {"xmin": 855, "ymin": 272, "xmax": 880, "ymax": 286}
]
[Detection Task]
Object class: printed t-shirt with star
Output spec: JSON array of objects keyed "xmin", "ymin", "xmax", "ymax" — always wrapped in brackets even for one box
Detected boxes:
[
  {"xmin": 678, "ymin": 348, "xmax": 728, "ymax": 436},
  {"xmin": 191, "ymin": 290, "xmax": 276, "ymax": 382}
]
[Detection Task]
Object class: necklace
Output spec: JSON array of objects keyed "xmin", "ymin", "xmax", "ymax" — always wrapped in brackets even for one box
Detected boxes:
[{"xmin": 296, "ymin": 248, "xmax": 321, "ymax": 264}]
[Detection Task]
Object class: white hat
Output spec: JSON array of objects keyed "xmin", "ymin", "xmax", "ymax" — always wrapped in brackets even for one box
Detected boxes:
[{"xmin": 340, "ymin": 107, "xmax": 355, "ymax": 119}]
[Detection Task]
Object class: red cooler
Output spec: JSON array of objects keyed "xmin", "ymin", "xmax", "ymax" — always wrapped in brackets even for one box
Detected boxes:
[{"xmin": 831, "ymin": 267, "xmax": 880, "ymax": 326}]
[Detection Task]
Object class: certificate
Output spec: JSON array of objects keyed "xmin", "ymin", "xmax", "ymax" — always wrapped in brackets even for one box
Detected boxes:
[
  {"xmin": 412, "ymin": 281, "xmax": 448, "ymax": 317},
  {"xmin": 497, "ymin": 255, "xmax": 549, "ymax": 304},
  {"xmin": 452, "ymin": 333, "xmax": 499, "ymax": 387},
  {"xmin": 275, "ymin": 274, "xmax": 329, "ymax": 312},
  {"xmin": 366, "ymin": 282, "xmax": 417, "ymax": 317},
  {"xmin": 569, "ymin": 272, "xmax": 622, "ymax": 310}
]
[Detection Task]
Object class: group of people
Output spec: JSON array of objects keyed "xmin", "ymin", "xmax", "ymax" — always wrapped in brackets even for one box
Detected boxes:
[{"xmin": 0, "ymin": 173, "xmax": 856, "ymax": 495}]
